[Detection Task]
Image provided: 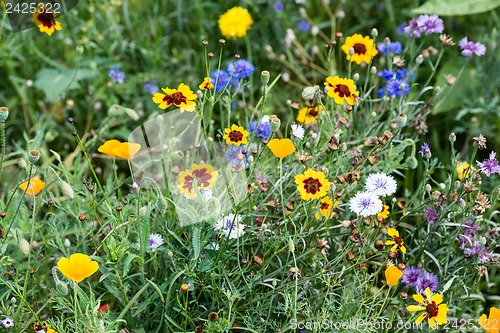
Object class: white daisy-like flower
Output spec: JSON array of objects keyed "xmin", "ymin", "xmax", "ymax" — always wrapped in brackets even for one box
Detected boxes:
[
  {"xmin": 147, "ymin": 233, "xmax": 164, "ymax": 250},
  {"xmin": 214, "ymin": 213, "xmax": 246, "ymax": 239},
  {"xmin": 291, "ymin": 123, "xmax": 305, "ymax": 139},
  {"xmin": 364, "ymin": 172, "xmax": 397, "ymax": 197},
  {"xmin": 349, "ymin": 191, "xmax": 383, "ymax": 217}
]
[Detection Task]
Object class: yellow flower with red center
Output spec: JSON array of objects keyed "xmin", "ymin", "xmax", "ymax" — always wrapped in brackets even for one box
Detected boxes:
[
  {"xmin": 479, "ymin": 307, "xmax": 500, "ymax": 333},
  {"xmin": 19, "ymin": 177, "xmax": 45, "ymax": 196},
  {"xmin": 34, "ymin": 322, "xmax": 58, "ymax": 333},
  {"xmin": 296, "ymin": 106, "xmax": 323, "ymax": 125},
  {"xmin": 456, "ymin": 161, "xmax": 474, "ymax": 180},
  {"xmin": 98, "ymin": 140, "xmax": 141, "ymax": 159},
  {"xmin": 152, "ymin": 83, "xmax": 197, "ymax": 112},
  {"xmin": 385, "ymin": 265, "xmax": 403, "ymax": 286},
  {"xmin": 324, "ymin": 76, "xmax": 359, "ymax": 105},
  {"xmin": 295, "ymin": 169, "xmax": 331, "ymax": 201},
  {"xmin": 407, "ymin": 288, "xmax": 449, "ymax": 329},
  {"xmin": 378, "ymin": 204, "xmax": 390, "ymax": 219},
  {"xmin": 341, "ymin": 34, "xmax": 378, "ymax": 64},
  {"xmin": 57, "ymin": 253, "xmax": 99, "ymax": 283},
  {"xmin": 218, "ymin": 6, "xmax": 253, "ymax": 39},
  {"xmin": 313, "ymin": 196, "xmax": 339, "ymax": 219},
  {"xmin": 385, "ymin": 227, "xmax": 406, "ymax": 254},
  {"xmin": 223, "ymin": 124, "xmax": 248, "ymax": 146},
  {"xmin": 32, "ymin": 4, "xmax": 62, "ymax": 36},
  {"xmin": 199, "ymin": 77, "xmax": 215, "ymax": 91},
  {"xmin": 177, "ymin": 163, "xmax": 218, "ymax": 198},
  {"xmin": 267, "ymin": 138, "xmax": 296, "ymax": 158}
]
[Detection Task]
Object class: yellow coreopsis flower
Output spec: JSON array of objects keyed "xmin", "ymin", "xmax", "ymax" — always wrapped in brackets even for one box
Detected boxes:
[
  {"xmin": 407, "ymin": 288, "xmax": 449, "ymax": 329},
  {"xmin": 267, "ymin": 138, "xmax": 296, "ymax": 158},
  {"xmin": 313, "ymin": 196, "xmax": 338, "ymax": 219},
  {"xmin": 378, "ymin": 205, "xmax": 390, "ymax": 219},
  {"xmin": 341, "ymin": 34, "xmax": 378, "ymax": 64},
  {"xmin": 32, "ymin": 4, "xmax": 62, "ymax": 36},
  {"xmin": 152, "ymin": 83, "xmax": 197, "ymax": 112},
  {"xmin": 218, "ymin": 6, "xmax": 253, "ymax": 39},
  {"xmin": 57, "ymin": 253, "xmax": 99, "ymax": 283},
  {"xmin": 324, "ymin": 76, "xmax": 359, "ymax": 105},
  {"xmin": 199, "ymin": 77, "xmax": 215, "ymax": 91},
  {"xmin": 296, "ymin": 106, "xmax": 323, "ymax": 125},
  {"xmin": 177, "ymin": 163, "xmax": 218, "ymax": 198},
  {"xmin": 479, "ymin": 307, "xmax": 500, "ymax": 333},
  {"xmin": 19, "ymin": 177, "xmax": 45, "ymax": 196},
  {"xmin": 223, "ymin": 124, "xmax": 249, "ymax": 146},
  {"xmin": 385, "ymin": 265, "xmax": 403, "ymax": 286},
  {"xmin": 385, "ymin": 227, "xmax": 406, "ymax": 254},
  {"xmin": 295, "ymin": 169, "xmax": 331, "ymax": 201}
]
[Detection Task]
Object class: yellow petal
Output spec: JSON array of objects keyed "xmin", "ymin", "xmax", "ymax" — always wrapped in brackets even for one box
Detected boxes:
[
  {"xmin": 431, "ymin": 293, "xmax": 443, "ymax": 306},
  {"xmin": 400, "ymin": 244, "xmax": 407, "ymax": 254},
  {"xmin": 267, "ymin": 138, "xmax": 296, "ymax": 159},
  {"xmin": 387, "ymin": 228, "xmax": 399, "ymax": 237},
  {"xmin": 428, "ymin": 316, "xmax": 437, "ymax": 328},
  {"xmin": 385, "ymin": 266, "xmax": 403, "ymax": 286},
  {"xmin": 436, "ymin": 304, "xmax": 449, "ymax": 325},
  {"xmin": 412, "ymin": 293, "xmax": 426, "ymax": 306},
  {"xmin": 57, "ymin": 257, "xmax": 73, "ymax": 280},
  {"xmin": 407, "ymin": 305, "xmax": 426, "ymax": 312},
  {"xmin": 98, "ymin": 139, "xmax": 121, "ymax": 157},
  {"xmin": 425, "ymin": 288, "xmax": 432, "ymax": 303},
  {"xmin": 19, "ymin": 178, "xmax": 45, "ymax": 196},
  {"xmin": 57, "ymin": 253, "xmax": 99, "ymax": 283},
  {"xmin": 112, "ymin": 142, "xmax": 141, "ymax": 159},
  {"xmin": 415, "ymin": 312, "xmax": 427, "ymax": 324},
  {"xmin": 152, "ymin": 93, "xmax": 166, "ymax": 104}
]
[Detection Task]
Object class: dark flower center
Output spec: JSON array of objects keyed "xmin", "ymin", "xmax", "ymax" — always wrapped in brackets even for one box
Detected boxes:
[
  {"xmin": 164, "ymin": 91, "xmax": 187, "ymax": 106},
  {"xmin": 320, "ymin": 202, "xmax": 330, "ymax": 210},
  {"xmin": 303, "ymin": 177, "xmax": 322, "ymax": 194},
  {"xmin": 182, "ymin": 168, "xmax": 212, "ymax": 191},
  {"xmin": 334, "ymin": 84, "xmax": 351, "ymax": 98},
  {"xmin": 308, "ymin": 107, "xmax": 319, "ymax": 117},
  {"xmin": 426, "ymin": 301, "xmax": 439, "ymax": 318},
  {"xmin": 353, "ymin": 43, "xmax": 367, "ymax": 55},
  {"xmin": 38, "ymin": 11, "xmax": 56, "ymax": 28},
  {"xmin": 394, "ymin": 236, "xmax": 403, "ymax": 245},
  {"xmin": 228, "ymin": 130, "xmax": 243, "ymax": 142}
]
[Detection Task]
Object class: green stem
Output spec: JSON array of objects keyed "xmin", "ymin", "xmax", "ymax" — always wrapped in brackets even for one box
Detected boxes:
[{"xmin": 0, "ymin": 121, "xmax": 5, "ymax": 182}]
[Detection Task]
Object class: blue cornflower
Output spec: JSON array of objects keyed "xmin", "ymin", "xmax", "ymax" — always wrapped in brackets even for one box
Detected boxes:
[
  {"xmin": 378, "ymin": 68, "xmax": 412, "ymax": 98},
  {"xmin": 108, "ymin": 66, "xmax": 125, "ymax": 84},
  {"xmin": 273, "ymin": 0, "xmax": 284, "ymax": 13},
  {"xmin": 386, "ymin": 79, "xmax": 410, "ymax": 97},
  {"xmin": 377, "ymin": 41, "xmax": 402, "ymax": 55},
  {"xmin": 297, "ymin": 20, "xmax": 310, "ymax": 32},
  {"xmin": 227, "ymin": 59, "xmax": 255, "ymax": 80},
  {"xmin": 416, "ymin": 271, "xmax": 439, "ymax": 293},
  {"xmin": 143, "ymin": 80, "xmax": 159, "ymax": 95},
  {"xmin": 209, "ymin": 70, "xmax": 236, "ymax": 92},
  {"xmin": 378, "ymin": 69, "xmax": 395, "ymax": 81},
  {"xmin": 249, "ymin": 118, "xmax": 272, "ymax": 140}
]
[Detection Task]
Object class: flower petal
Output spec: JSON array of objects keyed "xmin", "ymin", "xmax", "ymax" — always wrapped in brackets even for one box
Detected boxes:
[
  {"xmin": 407, "ymin": 305, "xmax": 426, "ymax": 312},
  {"xmin": 412, "ymin": 293, "xmax": 426, "ymax": 306}
]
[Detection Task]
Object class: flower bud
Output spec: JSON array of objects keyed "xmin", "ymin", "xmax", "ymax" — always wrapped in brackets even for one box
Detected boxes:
[
  {"xmin": 19, "ymin": 237, "xmax": 30, "ymax": 256},
  {"xmin": 425, "ymin": 184, "xmax": 432, "ymax": 192},
  {"xmin": 28, "ymin": 149, "xmax": 40, "ymax": 164},
  {"xmin": 269, "ymin": 115, "xmax": 281, "ymax": 132},
  {"xmin": 0, "ymin": 107, "xmax": 9, "ymax": 122},
  {"xmin": 349, "ymin": 47, "xmax": 355, "ymax": 56},
  {"xmin": 371, "ymin": 28, "xmax": 378, "ymax": 37},
  {"xmin": 311, "ymin": 26, "xmax": 319, "ymax": 36},
  {"xmin": 261, "ymin": 70, "xmax": 270, "ymax": 85},
  {"xmin": 370, "ymin": 66, "xmax": 377, "ymax": 74},
  {"xmin": 64, "ymin": 238, "xmax": 71, "ymax": 247},
  {"xmin": 449, "ymin": 132, "xmax": 456, "ymax": 143},
  {"xmin": 416, "ymin": 54, "xmax": 424, "ymax": 64},
  {"xmin": 60, "ymin": 181, "xmax": 74, "ymax": 199},
  {"xmin": 302, "ymin": 86, "xmax": 318, "ymax": 100},
  {"xmin": 17, "ymin": 158, "xmax": 27, "ymax": 169},
  {"xmin": 406, "ymin": 156, "xmax": 418, "ymax": 169},
  {"xmin": 353, "ymin": 73, "xmax": 360, "ymax": 81},
  {"xmin": 396, "ymin": 113, "xmax": 407, "ymax": 127}
]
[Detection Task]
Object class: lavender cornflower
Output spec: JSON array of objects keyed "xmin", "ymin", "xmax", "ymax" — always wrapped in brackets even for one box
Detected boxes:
[
  {"xmin": 108, "ymin": 66, "xmax": 125, "ymax": 84},
  {"xmin": 419, "ymin": 142, "xmax": 432, "ymax": 159},
  {"xmin": 423, "ymin": 207, "xmax": 438, "ymax": 225},
  {"xmin": 401, "ymin": 266, "xmax": 422, "ymax": 287},
  {"xmin": 249, "ymin": 118, "xmax": 272, "ymax": 140},
  {"xmin": 273, "ymin": 0, "xmax": 284, "ymax": 13},
  {"xmin": 416, "ymin": 271, "xmax": 439, "ymax": 293},
  {"xmin": 227, "ymin": 59, "xmax": 255, "ymax": 80},
  {"xmin": 479, "ymin": 248, "xmax": 493, "ymax": 263},
  {"xmin": 377, "ymin": 41, "xmax": 402, "ymax": 55},
  {"xmin": 416, "ymin": 14, "xmax": 444, "ymax": 34},
  {"xmin": 477, "ymin": 151, "xmax": 500, "ymax": 176},
  {"xmin": 403, "ymin": 19, "xmax": 421, "ymax": 38},
  {"xmin": 459, "ymin": 37, "xmax": 486, "ymax": 57},
  {"xmin": 143, "ymin": 80, "xmax": 159, "ymax": 95},
  {"xmin": 297, "ymin": 20, "xmax": 310, "ymax": 32}
]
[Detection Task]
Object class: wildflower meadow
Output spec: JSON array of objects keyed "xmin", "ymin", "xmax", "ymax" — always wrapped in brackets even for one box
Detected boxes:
[{"xmin": 1, "ymin": 0, "xmax": 500, "ymax": 332}]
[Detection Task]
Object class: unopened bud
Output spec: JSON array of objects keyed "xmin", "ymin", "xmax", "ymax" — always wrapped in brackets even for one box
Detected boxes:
[
  {"xmin": 261, "ymin": 70, "xmax": 270, "ymax": 85},
  {"xmin": 64, "ymin": 238, "xmax": 71, "ymax": 247},
  {"xmin": 449, "ymin": 133, "xmax": 456, "ymax": 143},
  {"xmin": 406, "ymin": 156, "xmax": 418, "ymax": 169},
  {"xmin": 353, "ymin": 73, "xmax": 360, "ymax": 81},
  {"xmin": 19, "ymin": 237, "xmax": 30, "ymax": 256},
  {"xmin": 349, "ymin": 47, "xmax": 355, "ymax": 56},
  {"xmin": 60, "ymin": 181, "xmax": 74, "ymax": 199},
  {"xmin": 28, "ymin": 149, "xmax": 40, "ymax": 164},
  {"xmin": 371, "ymin": 28, "xmax": 378, "ymax": 37},
  {"xmin": 416, "ymin": 54, "xmax": 424, "ymax": 64},
  {"xmin": 0, "ymin": 107, "xmax": 9, "ymax": 122},
  {"xmin": 17, "ymin": 158, "xmax": 27, "ymax": 169},
  {"xmin": 370, "ymin": 66, "xmax": 377, "ymax": 74},
  {"xmin": 396, "ymin": 113, "xmax": 407, "ymax": 127}
]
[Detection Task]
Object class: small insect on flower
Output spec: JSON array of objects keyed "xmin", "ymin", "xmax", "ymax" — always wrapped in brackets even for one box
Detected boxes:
[
  {"xmin": 57, "ymin": 253, "xmax": 99, "ymax": 283},
  {"xmin": 218, "ymin": 6, "xmax": 253, "ymax": 39},
  {"xmin": 32, "ymin": 4, "xmax": 62, "ymax": 36},
  {"xmin": 152, "ymin": 83, "xmax": 197, "ymax": 112},
  {"xmin": 223, "ymin": 124, "xmax": 249, "ymax": 146},
  {"xmin": 19, "ymin": 177, "xmax": 45, "ymax": 196},
  {"xmin": 385, "ymin": 228, "xmax": 407, "ymax": 254},
  {"xmin": 406, "ymin": 287, "xmax": 449, "ymax": 329},
  {"xmin": 341, "ymin": 34, "xmax": 378, "ymax": 64},
  {"xmin": 295, "ymin": 169, "xmax": 331, "ymax": 201},
  {"xmin": 324, "ymin": 76, "xmax": 359, "ymax": 105}
]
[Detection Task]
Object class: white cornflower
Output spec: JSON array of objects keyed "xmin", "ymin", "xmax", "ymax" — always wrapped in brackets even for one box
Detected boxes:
[
  {"xmin": 147, "ymin": 233, "xmax": 164, "ymax": 250},
  {"xmin": 291, "ymin": 123, "xmax": 305, "ymax": 139},
  {"xmin": 215, "ymin": 214, "xmax": 246, "ymax": 239},
  {"xmin": 349, "ymin": 191, "xmax": 383, "ymax": 217},
  {"xmin": 364, "ymin": 172, "xmax": 397, "ymax": 197}
]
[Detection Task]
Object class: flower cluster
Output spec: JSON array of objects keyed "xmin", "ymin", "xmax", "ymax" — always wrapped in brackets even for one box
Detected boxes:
[
  {"xmin": 401, "ymin": 265, "xmax": 439, "ymax": 293},
  {"xmin": 108, "ymin": 66, "xmax": 125, "ymax": 84},
  {"xmin": 378, "ymin": 68, "xmax": 413, "ymax": 98},
  {"xmin": 403, "ymin": 14, "xmax": 444, "ymax": 38},
  {"xmin": 349, "ymin": 173, "xmax": 397, "ymax": 217}
]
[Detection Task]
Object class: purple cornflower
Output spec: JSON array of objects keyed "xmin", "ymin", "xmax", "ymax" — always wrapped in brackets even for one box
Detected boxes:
[
  {"xmin": 463, "ymin": 220, "xmax": 482, "ymax": 237},
  {"xmin": 403, "ymin": 19, "xmax": 421, "ymax": 38},
  {"xmin": 249, "ymin": 118, "xmax": 272, "ymax": 140},
  {"xmin": 416, "ymin": 14, "xmax": 444, "ymax": 34},
  {"xmin": 416, "ymin": 271, "xmax": 439, "ymax": 293},
  {"xmin": 377, "ymin": 41, "xmax": 402, "ymax": 55},
  {"xmin": 255, "ymin": 170, "xmax": 268, "ymax": 184},
  {"xmin": 227, "ymin": 59, "xmax": 255, "ymax": 80},
  {"xmin": 143, "ymin": 80, "xmax": 159, "ymax": 95},
  {"xmin": 273, "ymin": 0, "xmax": 284, "ymax": 13},
  {"xmin": 108, "ymin": 66, "xmax": 125, "ymax": 84},
  {"xmin": 423, "ymin": 207, "xmax": 438, "ymax": 225},
  {"xmin": 297, "ymin": 20, "xmax": 310, "ymax": 32},
  {"xmin": 479, "ymin": 248, "xmax": 493, "ymax": 263},
  {"xmin": 459, "ymin": 37, "xmax": 486, "ymax": 57},
  {"xmin": 419, "ymin": 142, "xmax": 432, "ymax": 159},
  {"xmin": 225, "ymin": 145, "xmax": 248, "ymax": 165},
  {"xmin": 462, "ymin": 241, "xmax": 481, "ymax": 256},
  {"xmin": 476, "ymin": 151, "xmax": 500, "ymax": 176},
  {"xmin": 209, "ymin": 70, "xmax": 236, "ymax": 92},
  {"xmin": 401, "ymin": 266, "xmax": 422, "ymax": 287}
]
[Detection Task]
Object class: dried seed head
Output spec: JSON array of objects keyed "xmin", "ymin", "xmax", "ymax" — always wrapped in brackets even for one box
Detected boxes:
[
  {"xmin": 375, "ymin": 240, "xmax": 385, "ymax": 250},
  {"xmin": 218, "ymin": 38, "xmax": 226, "ymax": 45},
  {"xmin": 209, "ymin": 312, "xmax": 219, "ymax": 321},
  {"xmin": 201, "ymin": 40, "xmax": 208, "ymax": 46},
  {"xmin": 439, "ymin": 34, "xmax": 455, "ymax": 46},
  {"xmin": 472, "ymin": 134, "xmax": 487, "ymax": 150}
]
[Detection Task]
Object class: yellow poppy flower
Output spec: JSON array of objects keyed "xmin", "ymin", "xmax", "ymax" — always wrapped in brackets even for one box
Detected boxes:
[
  {"xmin": 324, "ymin": 76, "xmax": 359, "ymax": 105},
  {"xmin": 296, "ymin": 106, "xmax": 323, "ymax": 125},
  {"xmin": 218, "ymin": 6, "xmax": 253, "ymax": 39},
  {"xmin": 177, "ymin": 163, "xmax": 218, "ymax": 198},
  {"xmin": 223, "ymin": 124, "xmax": 249, "ymax": 146},
  {"xmin": 32, "ymin": 4, "xmax": 62, "ymax": 36},
  {"xmin": 407, "ymin": 288, "xmax": 449, "ymax": 329},
  {"xmin": 295, "ymin": 169, "xmax": 331, "ymax": 201},
  {"xmin": 57, "ymin": 253, "xmax": 99, "ymax": 283},
  {"xmin": 112, "ymin": 142, "xmax": 141, "ymax": 159},
  {"xmin": 199, "ymin": 77, "xmax": 215, "ymax": 91},
  {"xmin": 378, "ymin": 205, "xmax": 390, "ymax": 219},
  {"xmin": 385, "ymin": 227, "xmax": 406, "ymax": 254},
  {"xmin": 19, "ymin": 177, "xmax": 45, "ymax": 196},
  {"xmin": 456, "ymin": 161, "xmax": 474, "ymax": 180},
  {"xmin": 98, "ymin": 139, "xmax": 121, "ymax": 158},
  {"xmin": 267, "ymin": 138, "xmax": 296, "ymax": 158},
  {"xmin": 479, "ymin": 307, "xmax": 500, "ymax": 333},
  {"xmin": 385, "ymin": 265, "xmax": 403, "ymax": 286},
  {"xmin": 341, "ymin": 34, "xmax": 378, "ymax": 64},
  {"xmin": 152, "ymin": 83, "xmax": 197, "ymax": 112}
]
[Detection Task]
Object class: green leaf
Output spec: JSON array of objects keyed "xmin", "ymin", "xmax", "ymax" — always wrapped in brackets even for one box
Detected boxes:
[
  {"xmin": 123, "ymin": 253, "xmax": 143, "ymax": 277},
  {"xmin": 191, "ymin": 225, "xmax": 201, "ymax": 260},
  {"xmin": 412, "ymin": 0, "xmax": 500, "ymax": 16},
  {"xmin": 34, "ymin": 68, "xmax": 98, "ymax": 102}
]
